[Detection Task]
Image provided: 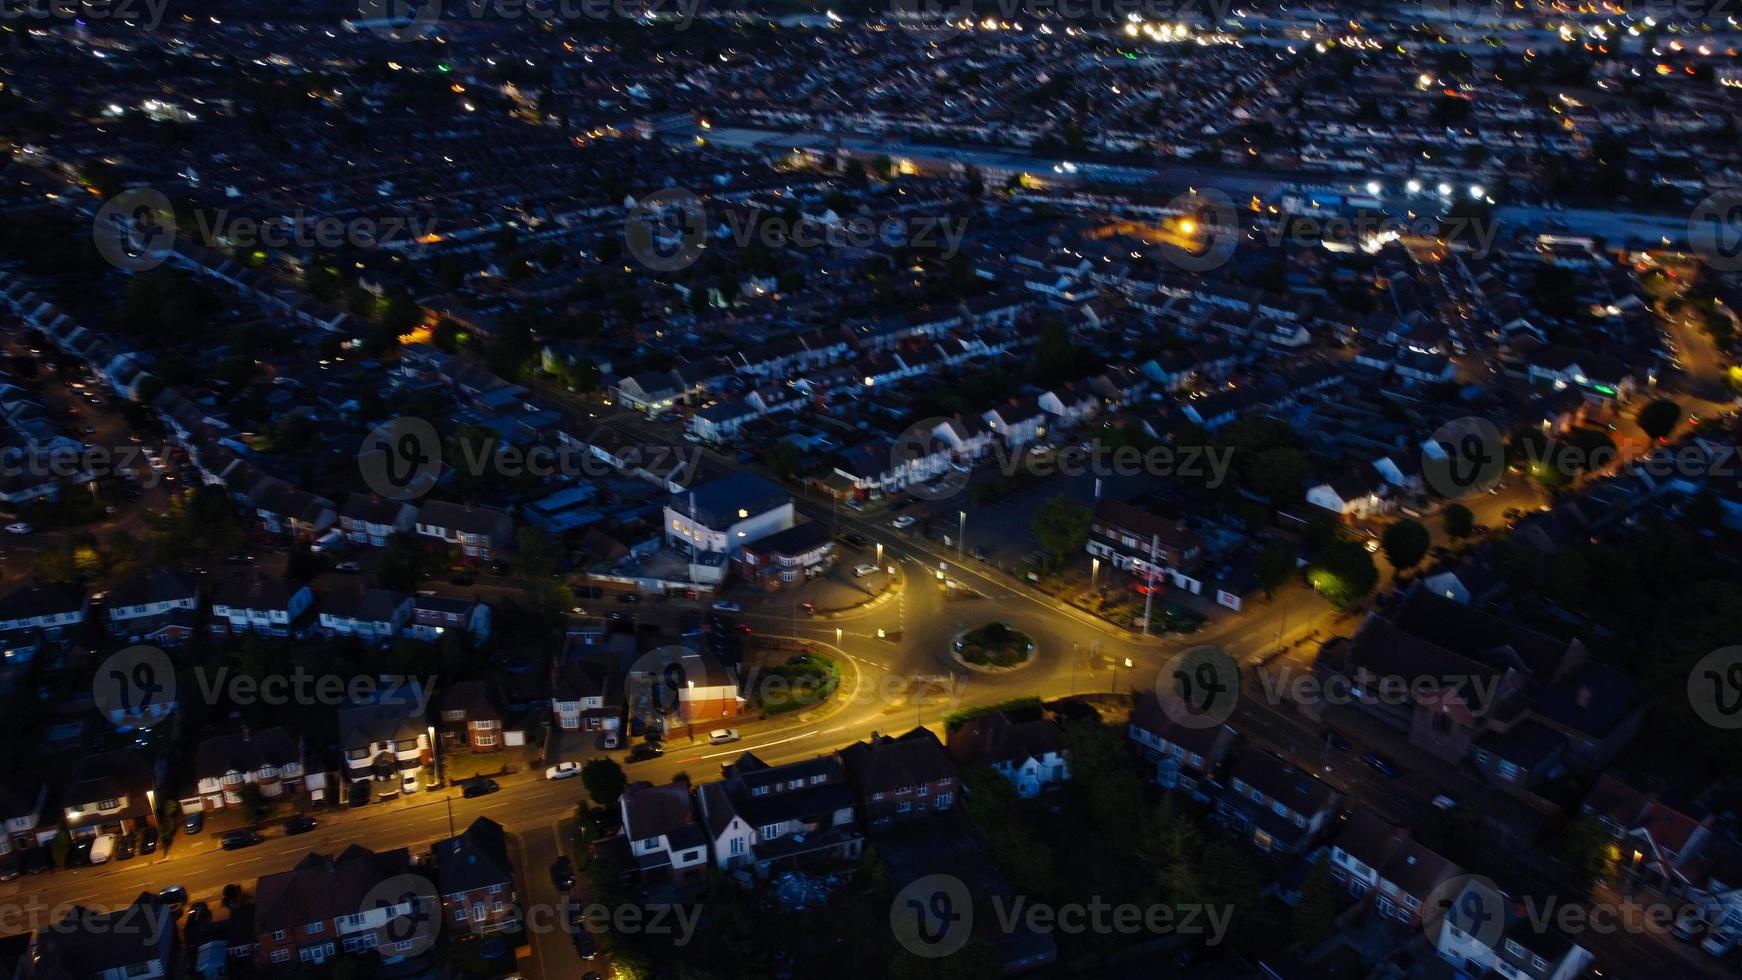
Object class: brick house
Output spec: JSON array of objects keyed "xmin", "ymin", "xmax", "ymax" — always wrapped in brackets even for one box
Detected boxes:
[
  {"xmin": 433, "ymin": 817, "xmax": 516, "ymax": 935},
  {"xmin": 837, "ymin": 728, "xmax": 959, "ymax": 831}
]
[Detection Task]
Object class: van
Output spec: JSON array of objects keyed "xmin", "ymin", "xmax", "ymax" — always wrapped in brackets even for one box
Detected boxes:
[{"xmin": 89, "ymin": 834, "xmax": 117, "ymax": 864}]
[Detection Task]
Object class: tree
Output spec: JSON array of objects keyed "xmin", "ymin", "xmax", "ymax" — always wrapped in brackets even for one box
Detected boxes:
[
  {"xmin": 1307, "ymin": 539, "xmax": 1379, "ymax": 610},
  {"xmin": 1292, "ymin": 860, "xmax": 1337, "ymax": 945},
  {"xmin": 378, "ymin": 533, "xmax": 427, "ymax": 591},
  {"xmin": 580, "ymin": 758, "xmax": 627, "ymax": 809},
  {"xmin": 1637, "ymin": 397, "xmax": 1682, "ymax": 443},
  {"xmin": 1031, "ymin": 495, "xmax": 1092, "ymax": 569},
  {"xmin": 1443, "ymin": 502, "xmax": 1474, "ymax": 539},
  {"xmin": 1256, "ymin": 539, "xmax": 1298, "ymax": 597},
  {"xmin": 1557, "ymin": 815, "xmax": 1616, "ymax": 897},
  {"xmin": 1381, "ymin": 519, "xmax": 1430, "ymax": 574},
  {"xmin": 239, "ymin": 783, "xmax": 268, "ymax": 825}
]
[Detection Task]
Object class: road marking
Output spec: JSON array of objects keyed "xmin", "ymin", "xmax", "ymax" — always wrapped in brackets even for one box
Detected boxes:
[{"xmin": 694, "ymin": 730, "xmax": 820, "ymax": 760}]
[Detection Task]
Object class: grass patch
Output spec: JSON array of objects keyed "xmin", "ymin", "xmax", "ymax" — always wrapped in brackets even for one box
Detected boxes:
[
  {"xmin": 758, "ymin": 654, "xmax": 842, "ymax": 715},
  {"xmin": 955, "ymin": 622, "xmax": 1033, "ymax": 667},
  {"xmin": 945, "ymin": 696, "xmax": 1044, "ymax": 733}
]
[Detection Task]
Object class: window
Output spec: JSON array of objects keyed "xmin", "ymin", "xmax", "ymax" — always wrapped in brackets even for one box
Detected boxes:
[
  {"xmin": 897, "ymin": 801, "xmax": 912, "ymax": 814},
  {"xmin": 455, "ymin": 906, "xmax": 468, "ymax": 921},
  {"xmin": 475, "ymin": 733, "xmax": 497, "ymax": 747},
  {"xmin": 1498, "ymin": 760, "xmax": 1520, "ymax": 781},
  {"xmin": 1504, "ymin": 941, "xmax": 1525, "ymax": 958},
  {"xmin": 489, "ymin": 884, "xmax": 503, "ymax": 895},
  {"xmin": 99, "ymin": 798, "xmax": 119, "ymax": 810},
  {"xmin": 871, "ymin": 791, "xmax": 884, "ymax": 801},
  {"xmin": 789, "ymin": 778, "xmax": 803, "ymax": 789},
  {"xmin": 810, "ymin": 774, "xmax": 827, "ymax": 785},
  {"xmin": 918, "ymin": 784, "xmax": 929, "ymax": 797},
  {"xmin": 760, "ymin": 824, "xmax": 780, "ymax": 838},
  {"xmin": 272, "ymin": 931, "xmax": 286, "ymax": 942},
  {"xmin": 271, "ymin": 950, "xmax": 291, "ymax": 964},
  {"xmin": 305, "ymin": 921, "xmax": 324, "ymax": 935},
  {"xmin": 936, "ymin": 793, "xmax": 954, "ymax": 808},
  {"xmin": 731, "ymin": 837, "xmax": 746, "ymax": 855},
  {"xmin": 751, "ymin": 786, "xmax": 768, "ymax": 797}
]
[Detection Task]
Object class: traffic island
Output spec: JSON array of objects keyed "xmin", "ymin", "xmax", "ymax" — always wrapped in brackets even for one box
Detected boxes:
[{"xmin": 950, "ymin": 622, "xmax": 1036, "ymax": 673}]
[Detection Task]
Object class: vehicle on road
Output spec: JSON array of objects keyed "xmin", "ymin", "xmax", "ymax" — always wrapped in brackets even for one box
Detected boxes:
[
  {"xmin": 1362, "ymin": 752, "xmax": 1402, "ymax": 778},
  {"xmin": 708, "ymin": 728, "xmax": 741, "ymax": 745},
  {"xmin": 90, "ymin": 834, "xmax": 117, "ymax": 864},
  {"xmin": 711, "ymin": 599, "xmax": 741, "ymax": 612},
  {"xmin": 628, "ymin": 742, "xmax": 665, "ymax": 761},
  {"xmin": 852, "ymin": 563, "xmax": 878, "ymax": 577},
  {"xmin": 545, "ymin": 762, "xmax": 581, "ymax": 780},
  {"xmin": 157, "ymin": 886, "xmax": 188, "ymax": 911},
  {"xmin": 462, "ymin": 778, "xmax": 500, "ymax": 798},
  {"xmin": 220, "ymin": 831, "xmax": 265, "ymax": 851},
  {"xmin": 285, "ymin": 815, "xmax": 319, "ymax": 835},
  {"xmin": 3, "ymin": 523, "xmax": 30, "ymax": 535},
  {"xmin": 891, "ymin": 514, "xmax": 917, "ymax": 529}
]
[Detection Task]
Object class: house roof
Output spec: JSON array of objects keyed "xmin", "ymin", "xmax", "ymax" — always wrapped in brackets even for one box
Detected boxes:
[
  {"xmin": 838, "ymin": 727, "xmax": 958, "ymax": 794},
  {"xmin": 433, "ymin": 817, "xmax": 513, "ymax": 895},
  {"xmin": 254, "ymin": 845, "xmax": 415, "ymax": 933},
  {"xmin": 947, "ymin": 711, "xmax": 1066, "ymax": 769},
  {"xmin": 193, "ymin": 728, "xmax": 301, "ymax": 781},
  {"xmin": 621, "ymin": 779, "xmax": 698, "ymax": 842},
  {"xmin": 667, "ymin": 472, "xmax": 788, "ymax": 531}
]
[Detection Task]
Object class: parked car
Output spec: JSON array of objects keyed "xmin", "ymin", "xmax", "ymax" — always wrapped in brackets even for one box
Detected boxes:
[
  {"xmin": 852, "ymin": 563, "xmax": 879, "ymax": 578},
  {"xmin": 1702, "ymin": 925, "xmax": 1737, "ymax": 957},
  {"xmin": 138, "ymin": 832, "xmax": 157, "ymax": 855},
  {"xmin": 711, "ymin": 599, "xmax": 741, "ymax": 612},
  {"xmin": 891, "ymin": 514, "xmax": 917, "ymax": 529},
  {"xmin": 65, "ymin": 841, "xmax": 93, "ymax": 867},
  {"xmin": 708, "ymin": 728, "xmax": 741, "ymax": 745},
  {"xmin": 89, "ymin": 834, "xmax": 117, "ymax": 864},
  {"xmin": 114, "ymin": 831, "xmax": 137, "ymax": 861},
  {"xmin": 462, "ymin": 778, "xmax": 500, "ymax": 799},
  {"xmin": 573, "ymin": 929, "xmax": 599, "ymax": 959},
  {"xmin": 157, "ymin": 886, "xmax": 188, "ymax": 912},
  {"xmin": 220, "ymin": 831, "xmax": 265, "ymax": 851},
  {"xmin": 1675, "ymin": 907, "xmax": 1709, "ymax": 940},
  {"xmin": 285, "ymin": 815, "xmax": 319, "ymax": 835},
  {"xmin": 185, "ymin": 902, "xmax": 212, "ymax": 928},
  {"xmin": 551, "ymin": 856, "xmax": 575, "ymax": 891},
  {"xmin": 1362, "ymin": 752, "xmax": 1402, "ymax": 778},
  {"xmin": 600, "ymin": 730, "xmax": 621, "ymax": 750},
  {"xmin": 183, "ymin": 810, "xmax": 205, "ymax": 835},
  {"xmin": 545, "ymin": 762, "xmax": 582, "ymax": 781}
]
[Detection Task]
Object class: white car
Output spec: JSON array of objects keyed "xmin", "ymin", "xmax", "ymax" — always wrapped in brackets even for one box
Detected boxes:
[
  {"xmin": 891, "ymin": 515, "xmax": 917, "ymax": 529},
  {"xmin": 708, "ymin": 729, "xmax": 741, "ymax": 745},
  {"xmin": 711, "ymin": 600, "xmax": 741, "ymax": 612},
  {"xmin": 1431, "ymin": 794, "xmax": 1457, "ymax": 810},
  {"xmin": 3, "ymin": 523, "xmax": 30, "ymax": 535},
  {"xmin": 545, "ymin": 762, "xmax": 581, "ymax": 781},
  {"xmin": 852, "ymin": 563, "xmax": 879, "ymax": 578},
  {"xmin": 90, "ymin": 834, "xmax": 116, "ymax": 865}
]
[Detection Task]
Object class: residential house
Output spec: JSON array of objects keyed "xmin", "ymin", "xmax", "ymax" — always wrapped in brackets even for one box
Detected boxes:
[
  {"xmin": 415, "ymin": 500, "xmax": 514, "ymax": 561},
  {"xmin": 62, "ymin": 751, "xmax": 156, "ymax": 840},
  {"xmin": 1085, "ymin": 498, "xmax": 1205, "ymax": 591},
  {"xmin": 1326, "ymin": 808, "xmax": 1462, "ymax": 926},
  {"xmin": 626, "ymin": 645, "xmax": 742, "ymax": 724},
  {"xmin": 612, "ymin": 778, "xmax": 711, "ymax": 888},
  {"xmin": 664, "ymin": 472, "xmax": 794, "ymax": 560},
  {"xmin": 209, "ymin": 575, "xmax": 314, "ymax": 639},
  {"xmin": 339, "ymin": 494, "xmax": 418, "ymax": 547},
  {"xmin": 947, "ymin": 711, "xmax": 1071, "ymax": 798},
  {"xmin": 698, "ymin": 753, "xmax": 862, "ymax": 876},
  {"xmin": 104, "ymin": 568, "xmax": 200, "ymax": 646},
  {"xmin": 1305, "ymin": 468, "xmax": 1394, "ymax": 520},
  {"xmin": 181, "ymin": 727, "xmax": 304, "ymax": 814},
  {"xmin": 317, "ymin": 587, "xmax": 413, "ymax": 645},
  {"xmin": 0, "ymin": 582, "xmax": 87, "ymax": 652},
  {"xmin": 32, "ymin": 896, "xmax": 177, "ymax": 980},
  {"xmin": 733, "ymin": 519, "xmax": 836, "ymax": 589},
  {"xmin": 1580, "ymin": 773, "xmax": 1713, "ymax": 894},
  {"xmin": 838, "ymin": 728, "xmax": 959, "ymax": 831},
  {"xmin": 406, "ymin": 594, "xmax": 491, "ymax": 645},
  {"xmin": 254, "ymin": 483, "xmax": 337, "ymax": 541},
  {"xmin": 551, "ymin": 658, "xmax": 621, "ymax": 736},
  {"xmin": 1213, "ymin": 752, "xmax": 1341, "ymax": 856},
  {"xmin": 983, "ymin": 398, "xmax": 1049, "ymax": 449},
  {"xmin": 337, "ymin": 684, "xmax": 432, "ymax": 799},
  {"xmin": 433, "ymin": 817, "xmax": 516, "ymax": 935},
  {"xmin": 437, "ymin": 681, "xmax": 506, "ymax": 753},
  {"xmin": 1127, "ymin": 695, "xmax": 1237, "ymax": 798},
  {"xmin": 1433, "ymin": 883, "xmax": 1592, "ymax": 980},
  {"xmin": 252, "ymin": 846, "xmax": 425, "ymax": 968}
]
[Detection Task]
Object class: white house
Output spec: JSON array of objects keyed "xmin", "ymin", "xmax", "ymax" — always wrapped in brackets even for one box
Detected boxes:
[
  {"xmin": 210, "ymin": 576, "xmax": 314, "ymax": 638},
  {"xmin": 619, "ymin": 779, "xmax": 711, "ymax": 886},
  {"xmin": 947, "ymin": 712, "xmax": 1071, "ymax": 799},
  {"xmin": 663, "ymin": 472, "xmax": 793, "ymax": 558}
]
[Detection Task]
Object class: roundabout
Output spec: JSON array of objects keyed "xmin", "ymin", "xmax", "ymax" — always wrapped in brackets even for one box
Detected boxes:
[{"xmin": 950, "ymin": 621, "xmax": 1037, "ymax": 672}]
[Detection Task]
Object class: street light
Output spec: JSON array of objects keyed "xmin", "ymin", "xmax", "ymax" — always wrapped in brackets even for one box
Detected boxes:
[
  {"xmin": 875, "ymin": 541, "xmax": 883, "ymax": 567},
  {"xmin": 1090, "ymin": 557, "xmax": 1100, "ymax": 594},
  {"xmin": 957, "ymin": 510, "xmax": 966, "ymax": 557}
]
